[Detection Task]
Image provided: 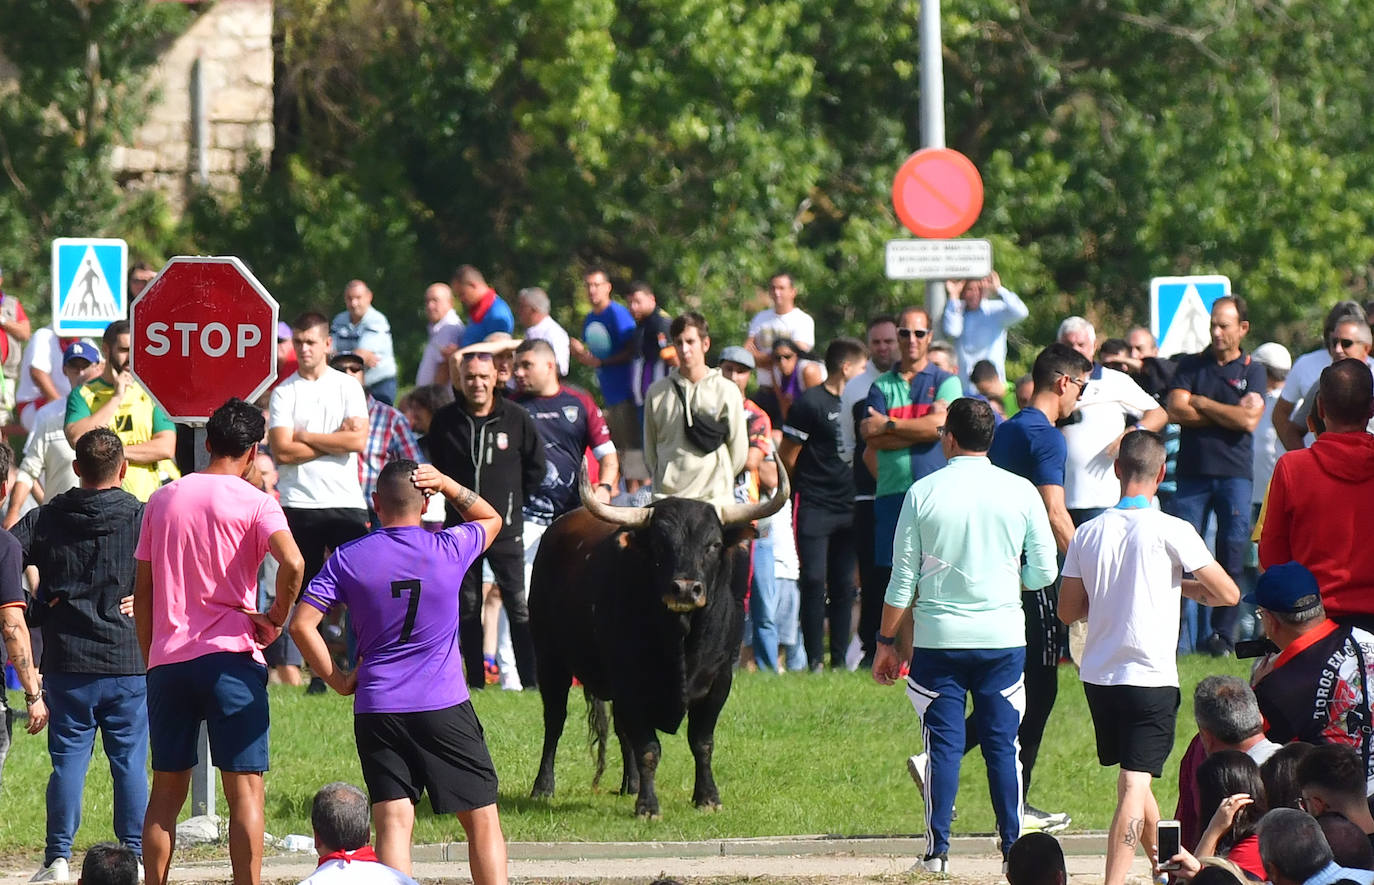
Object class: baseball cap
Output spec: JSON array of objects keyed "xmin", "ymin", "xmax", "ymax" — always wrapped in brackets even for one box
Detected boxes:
[
  {"xmin": 718, "ymin": 345, "xmax": 755, "ymax": 371},
  {"xmin": 63, "ymin": 341, "xmax": 100, "ymax": 366},
  {"xmin": 329, "ymin": 351, "xmax": 365, "ymax": 372},
  {"xmin": 277, "ymin": 321, "xmax": 292, "ymax": 341},
  {"xmin": 1252, "ymin": 342, "xmax": 1292, "ymax": 373},
  {"xmin": 1243, "ymin": 561, "xmax": 1322, "ymax": 613}
]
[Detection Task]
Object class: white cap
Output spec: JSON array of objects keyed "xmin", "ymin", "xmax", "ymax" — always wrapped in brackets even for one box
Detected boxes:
[{"xmin": 1252, "ymin": 342, "xmax": 1292, "ymax": 372}]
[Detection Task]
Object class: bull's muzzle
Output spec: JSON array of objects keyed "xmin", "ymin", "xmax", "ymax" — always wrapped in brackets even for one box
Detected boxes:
[{"xmin": 664, "ymin": 579, "xmax": 706, "ymax": 613}]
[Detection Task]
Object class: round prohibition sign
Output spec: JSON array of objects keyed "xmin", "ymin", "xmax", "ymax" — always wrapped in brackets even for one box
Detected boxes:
[{"xmin": 891, "ymin": 147, "xmax": 984, "ymax": 239}]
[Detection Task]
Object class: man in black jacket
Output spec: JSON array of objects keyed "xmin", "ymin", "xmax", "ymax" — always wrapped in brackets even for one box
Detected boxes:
[
  {"xmin": 14, "ymin": 428, "xmax": 147, "ymax": 882},
  {"xmin": 428, "ymin": 348, "xmax": 545, "ymax": 689}
]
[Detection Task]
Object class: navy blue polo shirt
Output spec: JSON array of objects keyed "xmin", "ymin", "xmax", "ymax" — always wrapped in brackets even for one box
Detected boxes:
[
  {"xmin": 1168, "ymin": 348, "xmax": 1268, "ymax": 479},
  {"xmin": 988, "ymin": 405, "xmax": 1065, "ymax": 488}
]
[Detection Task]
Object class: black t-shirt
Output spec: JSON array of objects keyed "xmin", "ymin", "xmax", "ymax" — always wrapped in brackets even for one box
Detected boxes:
[
  {"xmin": 852, "ymin": 397, "xmax": 875, "ymax": 497},
  {"xmin": 0, "ymin": 530, "xmax": 22, "ymax": 609},
  {"xmin": 782, "ymin": 386, "xmax": 854, "ymax": 514},
  {"xmin": 1168, "ymin": 348, "xmax": 1267, "ymax": 479}
]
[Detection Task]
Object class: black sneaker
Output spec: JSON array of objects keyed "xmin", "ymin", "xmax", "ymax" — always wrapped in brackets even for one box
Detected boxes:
[{"xmin": 305, "ymin": 676, "xmax": 327, "ymax": 695}]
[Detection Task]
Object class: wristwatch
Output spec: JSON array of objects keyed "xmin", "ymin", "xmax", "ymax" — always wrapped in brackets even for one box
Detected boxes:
[
  {"xmin": 875, "ymin": 632, "xmax": 896, "ymax": 647},
  {"xmin": 884, "ymin": 418, "xmax": 896, "ymax": 433}
]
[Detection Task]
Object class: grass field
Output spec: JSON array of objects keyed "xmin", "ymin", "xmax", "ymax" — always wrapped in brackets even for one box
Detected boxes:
[{"xmin": 0, "ymin": 654, "xmax": 1249, "ymax": 861}]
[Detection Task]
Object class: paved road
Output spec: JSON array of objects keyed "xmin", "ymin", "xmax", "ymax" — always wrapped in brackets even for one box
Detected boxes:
[{"xmin": 0, "ymin": 835, "xmax": 1157, "ymax": 884}]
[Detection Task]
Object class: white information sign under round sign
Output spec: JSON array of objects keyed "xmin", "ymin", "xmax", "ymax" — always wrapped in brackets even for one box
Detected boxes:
[{"xmin": 884, "ymin": 238, "xmax": 992, "ymax": 281}]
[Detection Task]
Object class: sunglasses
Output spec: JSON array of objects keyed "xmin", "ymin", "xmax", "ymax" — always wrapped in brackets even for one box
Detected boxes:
[
  {"xmin": 1057, "ymin": 371, "xmax": 1089, "ymax": 399},
  {"xmin": 1332, "ymin": 337, "xmax": 1360, "ymax": 349},
  {"xmin": 460, "ymin": 351, "xmax": 495, "ymax": 362},
  {"xmin": 898, "ymin": 328, "xmax": 930, "ymax": 340}
]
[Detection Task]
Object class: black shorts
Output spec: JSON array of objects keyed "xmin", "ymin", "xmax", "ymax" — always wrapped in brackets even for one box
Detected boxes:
[
  {"xmin": 354, "ymin": 701, "xmax": 499, "ymax": 814},
  {"xmin": 1083, "ymin": 682, "xmax": 1180, "ymax": 778}
]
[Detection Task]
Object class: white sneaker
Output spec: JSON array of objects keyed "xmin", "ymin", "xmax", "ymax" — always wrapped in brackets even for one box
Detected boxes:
[
  {"xmin": 31, "ymin": 858, "xmax": 70, "ymax": 883},
  {"xmin": 137, "ymin": 860, "xmax": 144, "ymax": 882},
  {"xmin": 906, "ymin": 752, "xmax": 927, "ymax": 793},
  {"xmin": 1022, "ymin": 804, "xmax": 1071, "ymax": 833},
  {"xmin": 918, "ymin": 854, "xmax": 948, "ymax": 873}
]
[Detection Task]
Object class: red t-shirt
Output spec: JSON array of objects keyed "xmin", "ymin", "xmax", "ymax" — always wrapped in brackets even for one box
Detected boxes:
[{"xmin": 0, "ymin": 294, "xmax": 28, "ymax": 363}]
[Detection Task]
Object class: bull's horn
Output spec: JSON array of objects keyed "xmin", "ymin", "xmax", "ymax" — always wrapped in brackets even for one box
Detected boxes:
[
  {"xmin": 718, "ymin": 459, "xmax": 790, "ymax": 526},
  {"xmin": 580, "ymin": 465, "xmax": 653, "ymax": 529}
]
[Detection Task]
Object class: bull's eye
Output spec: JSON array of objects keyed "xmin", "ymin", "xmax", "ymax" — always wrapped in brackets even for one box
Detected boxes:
[{"xmin": 706, "ymin": 541, "xmax": 721, "ymax": 552}]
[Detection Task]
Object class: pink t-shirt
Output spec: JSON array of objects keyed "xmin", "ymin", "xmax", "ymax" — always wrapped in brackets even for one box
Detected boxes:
[{"xmin": 134, "ymin": 472, "xmax": 290, "ymax": 668}]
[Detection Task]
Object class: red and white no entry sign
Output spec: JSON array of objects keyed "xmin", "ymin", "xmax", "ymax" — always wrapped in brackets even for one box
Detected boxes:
[{"xmin": 891, "ymin": 148, "xmax": 984, "ymax": 239}]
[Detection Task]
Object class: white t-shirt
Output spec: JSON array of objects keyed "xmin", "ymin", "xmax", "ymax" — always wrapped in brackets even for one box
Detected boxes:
[
  {"xmin": 764, "ymin": 496, "xmax": 799, "ymax": 581},
  {"xmin": 299, "ymin": 858, "xmax": 418, "ymax": 885},
  {"xmin": 524, "ymin": 314, "xmax": 571, "ymax": 376},
  {"xmin": 1279, "ymin": 348, "xmax": 1330, "ymax": 448},
  {"xmin": 16, "ymin": 398, "xmax": 78, "ymax": 497},
  {"xmin": 1061, "ymin": 367, "xmax": 1160, "ymax": 510},
  {"xmin": 1063, "ymin": 507, "xmax": 1214, "ymax": 687},
  {"xmin": 748, "ymin": 307, "xmax": 816, "ymax": 388},
  {"xmin": 1252, "ymin": 388, "xmax": 1284, "ymax": 504},
  {"xmin": 15, "ymin": 327, "xmax": 71, "ymax": 403},
  {"xmin": 415, "ymin": 310, "xmax": 464, "ymax": 386},
  {"xmin": 269, "ymin": 368, "xmax": 369, "ymax": 510},
  {"xmin": 839, "ymin": 363, "xmax": 882, "ymax": 465}
]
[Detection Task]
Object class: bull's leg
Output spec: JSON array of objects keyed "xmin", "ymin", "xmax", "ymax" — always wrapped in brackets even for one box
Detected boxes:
[
  {"xmin": 623, "ymin": 718, "xmax": 663, "ymax": 818},
  {"xmin": 687, "ymin": 667, "xmax": 734, "ymax": 810},
  {"xmin": 611, "ymin": 704, "xmax": 640, "ymax": 796},
  {"xmin": 530, "ymin": 661, "xmax": 572, "ymax": 799}
]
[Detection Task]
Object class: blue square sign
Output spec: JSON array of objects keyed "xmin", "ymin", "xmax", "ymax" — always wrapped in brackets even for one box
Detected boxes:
[
  {"xmin": 1150, "ymin": 275, "xmax": 1231, "ymax": 358},
  {"xmin": 51, "ymin": 238, "xmax": 128, "ymax": 336}
]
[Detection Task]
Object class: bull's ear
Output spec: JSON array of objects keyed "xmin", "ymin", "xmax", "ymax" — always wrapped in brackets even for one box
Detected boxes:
[
  {"xmin": 722, "ymin": 525, "xmax": 757, "ymax": 549},
  {"xmin": 615, "ymin": 529, "xmax": 645, "ymax": 551}
]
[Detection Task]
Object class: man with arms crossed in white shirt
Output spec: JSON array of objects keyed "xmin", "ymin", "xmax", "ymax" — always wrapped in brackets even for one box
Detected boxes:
[{"xmin": 1058, "ymin": 431, "xmax": 1239, "ymax": 885}]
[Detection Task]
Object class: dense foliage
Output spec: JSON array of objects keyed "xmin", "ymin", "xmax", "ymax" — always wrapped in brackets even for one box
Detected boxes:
[{"xmin": 3, "ymin": 0, "xmax": 1372, "ymax": 377}]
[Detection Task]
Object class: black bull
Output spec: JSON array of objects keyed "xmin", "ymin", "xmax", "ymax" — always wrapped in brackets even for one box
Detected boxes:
[{"xmin": 528, "ymin": 470, "xmax": 789, "ymax": 818}]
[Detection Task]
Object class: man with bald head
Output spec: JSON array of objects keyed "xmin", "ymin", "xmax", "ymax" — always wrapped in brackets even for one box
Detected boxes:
[
  {"xmin": 1260, "ymin": 359, "xmax": 1374, "ymax": 627},
  {"xmin": 416, "ymin": 283, "xmax": 464, "ymax": 387},
  {"xmin": 452, "ymin": 266, "xmax": 516, "ymax": 346},
  {"xmin": 332, "ymin": 280, "xmax": 399, "ymax": 404}
]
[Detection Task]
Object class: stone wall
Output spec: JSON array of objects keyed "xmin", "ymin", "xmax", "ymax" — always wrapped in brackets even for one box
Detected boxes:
[{"xmin": 107, "ymin": 0, "xmax": 274, "ymax": 207}]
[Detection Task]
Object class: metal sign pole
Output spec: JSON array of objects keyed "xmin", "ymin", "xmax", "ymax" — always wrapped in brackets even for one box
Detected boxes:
[
  {"xmin": 188, "ymin": 424, "xmax": 215, "ymax": 818},
  {"xmin": 918, "ymin": 0, "xmax": 949, "ymax": 326}
]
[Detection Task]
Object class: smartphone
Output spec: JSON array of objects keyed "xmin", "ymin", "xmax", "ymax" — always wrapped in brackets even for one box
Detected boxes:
[
  {"xmin": 1157, "ymin": 820, "xmax": 1181, "ymax": 871},
  {"xmin": 1235, "ymin": 638, "xmax": 1279, "ymax": 659}
]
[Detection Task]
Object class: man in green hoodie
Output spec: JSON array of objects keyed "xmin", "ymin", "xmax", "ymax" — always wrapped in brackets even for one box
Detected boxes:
[{"xmin": 14, "ymin": 428, "xmax": 147, "ymax": 882}]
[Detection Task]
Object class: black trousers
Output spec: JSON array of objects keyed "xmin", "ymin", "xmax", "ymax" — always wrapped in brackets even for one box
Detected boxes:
[
  {"xmin": 283, "ymin": 507, "xmax": 370, "ymax": 668},
  {"xmin": 459, "ymin": 532, "xmax": 536, "ymax": 690},
  {"xmin": 852, "ymin": 499, "xmax": 887, "ymax": 661},
  {"xmin": 963, "ymin": 585, "xmax": 1060, "ymax": 797},
  {"xmin": 796, "ymin": 502, "xmax": 857, "ymax": 669}
]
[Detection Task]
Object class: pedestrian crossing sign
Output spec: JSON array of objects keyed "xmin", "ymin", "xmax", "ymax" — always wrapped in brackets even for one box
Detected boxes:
[
  {"xmin": 51, "ymin": 237, "xmax": 128, "ymax": 335},
  {"xmin": 1150, "ymin": 275, "xmax": 1231, "ymax": 359}
]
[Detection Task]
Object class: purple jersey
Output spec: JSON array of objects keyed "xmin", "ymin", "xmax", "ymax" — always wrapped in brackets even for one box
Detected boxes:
[{"xmin": 301, "ymin": 523, "xmax": 486, "ymax": 713}]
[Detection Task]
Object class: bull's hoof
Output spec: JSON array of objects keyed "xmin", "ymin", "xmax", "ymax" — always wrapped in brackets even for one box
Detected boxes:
[
  {"xmin": 634, "ymin": 803, "xmax": 662, "ymax": 820},
  {"xmin": 530, "ymin": 785, "xmax": 554, "ymax": 800},
  {"xmin": 694, "ymin": 796, "xmax": 722, "ymax": 812}
]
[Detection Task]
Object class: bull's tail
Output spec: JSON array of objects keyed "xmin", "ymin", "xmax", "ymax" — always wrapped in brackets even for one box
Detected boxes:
[{"xmin": 586, "ymin": 693, "xmax": 609, "ymax": 790}]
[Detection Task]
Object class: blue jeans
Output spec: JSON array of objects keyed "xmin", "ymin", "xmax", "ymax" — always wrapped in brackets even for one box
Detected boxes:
[
  {"xmin": 908, "ymin": 647, "xmax": 1025, "ymax": 857},
  {"xmin": 749, "ymin": 533, "xmax": 779, "ymax": 674},
  {"xmin": 45, "ymin": 673, "xmax": 148, "ymax": 862},
  {"xmin": 366, "ymin": 375, "xmax": 397, "ymax": 405},
  {"xmin": 1171, "ymin": 475, "xmax": 1252, "ymax": 648}
]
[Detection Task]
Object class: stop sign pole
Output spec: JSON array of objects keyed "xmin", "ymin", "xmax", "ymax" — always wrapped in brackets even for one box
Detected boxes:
[
  {"xmin": 918, "ymin": 0, "xmax": 947, "ymax": 324},
  {"xmin": 129, "ymin": 255, "xmax": 279, "ymax": 817}
]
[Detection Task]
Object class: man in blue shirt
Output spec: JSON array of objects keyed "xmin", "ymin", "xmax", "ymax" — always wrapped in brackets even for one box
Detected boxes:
[
  {"xmin": 941, "ymin": 270, "xmax": 1030, "ymax": 391},
  {"xmin": 571, "ymin": 268, "xmax": 638, "ymax": 472},
  {"xmin": 872, "ymin": 398, "xmax": 1057, "ymax": 874},
  {"xmin": 1166, "ymin": 295, "xmax": 1268, "ymax": 657},
  {"xmin": 452, "ymin": 266, "xmax": 515, "ymax": 348},
  {"xmin": 331, "ymin": 280, "xmax": 398, "ymax": 404},
  {"xmin": 974, "ymin": 342, "xmax": 1089, "ymax": 833}
]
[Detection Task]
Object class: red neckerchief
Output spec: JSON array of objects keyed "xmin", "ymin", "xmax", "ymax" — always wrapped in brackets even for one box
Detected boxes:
[
  {"xmin": 467, "ymin": 288, "xmax": 497, "ymax": 323},
  {"xmin": 1271, "ymin": 618, "xmax": 1339, "ymax": 669},
  {"xmin": 317, "ymin": 846, "xmax": 380, "ymax": 867}
]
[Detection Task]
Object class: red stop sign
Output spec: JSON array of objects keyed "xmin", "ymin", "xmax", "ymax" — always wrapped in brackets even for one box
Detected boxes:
[{"xmin": 130, "ymin": 256, "xmax": 279, "ymax": 423}]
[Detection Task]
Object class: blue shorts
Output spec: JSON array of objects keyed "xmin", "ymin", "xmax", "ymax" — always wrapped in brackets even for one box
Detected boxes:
[{"xmin": 147, "ymin": 652, "xmax": 270, "ymax": 773}]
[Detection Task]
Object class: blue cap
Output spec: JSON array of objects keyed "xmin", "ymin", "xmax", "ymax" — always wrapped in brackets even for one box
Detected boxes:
[
  {"xmin": 62, "ymin": 340, "xmax": 100, "ymax": 366},
  {"xmin": 1243, "ymin": 561, "xmax": 1323, "ymax": 614}
]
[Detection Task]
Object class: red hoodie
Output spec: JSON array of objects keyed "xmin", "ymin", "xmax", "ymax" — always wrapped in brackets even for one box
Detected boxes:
[{"xmin": 1259, "ymin": 431, "xmax": 1374, "ymax": 618}]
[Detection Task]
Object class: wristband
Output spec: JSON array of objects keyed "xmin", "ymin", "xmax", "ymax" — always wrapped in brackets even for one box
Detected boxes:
[
  {"xmin": 24, "ymin": 691, "xmax": 42, "ymax": 706},
  {"xmin": 875, "ymin": 632, "xmax": 896, "ymax": 647},
  {"xmin": 597, "ymin": 483, "xmax": 613, "ymax": 493}
]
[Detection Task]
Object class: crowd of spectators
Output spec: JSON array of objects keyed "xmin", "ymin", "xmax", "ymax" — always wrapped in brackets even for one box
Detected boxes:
[{"xmin": 2, "ymin": 259, "xmax": 1374, "ymax": 884}]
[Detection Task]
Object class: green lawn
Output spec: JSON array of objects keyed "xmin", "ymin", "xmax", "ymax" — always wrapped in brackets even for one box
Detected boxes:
[{"xmin": 0, "ymin": 654, "xmax": 1249, "ymax": 859}]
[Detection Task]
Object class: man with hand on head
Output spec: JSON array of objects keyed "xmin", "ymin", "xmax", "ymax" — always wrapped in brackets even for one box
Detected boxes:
[
  {"xmin": 1057, "ymin": 431, "xmax": 1239, "ymax": 885},
  {"xmin": 941, "ymin": 270, "xmax": 1029, "ymax": 391},
  {"xmin": 290, "ymin": 461, "xmax": 507, "ymax": 885},
  {"xmin": 134, "ymin": 398, "xmax": 306, "ymax": 885}
]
